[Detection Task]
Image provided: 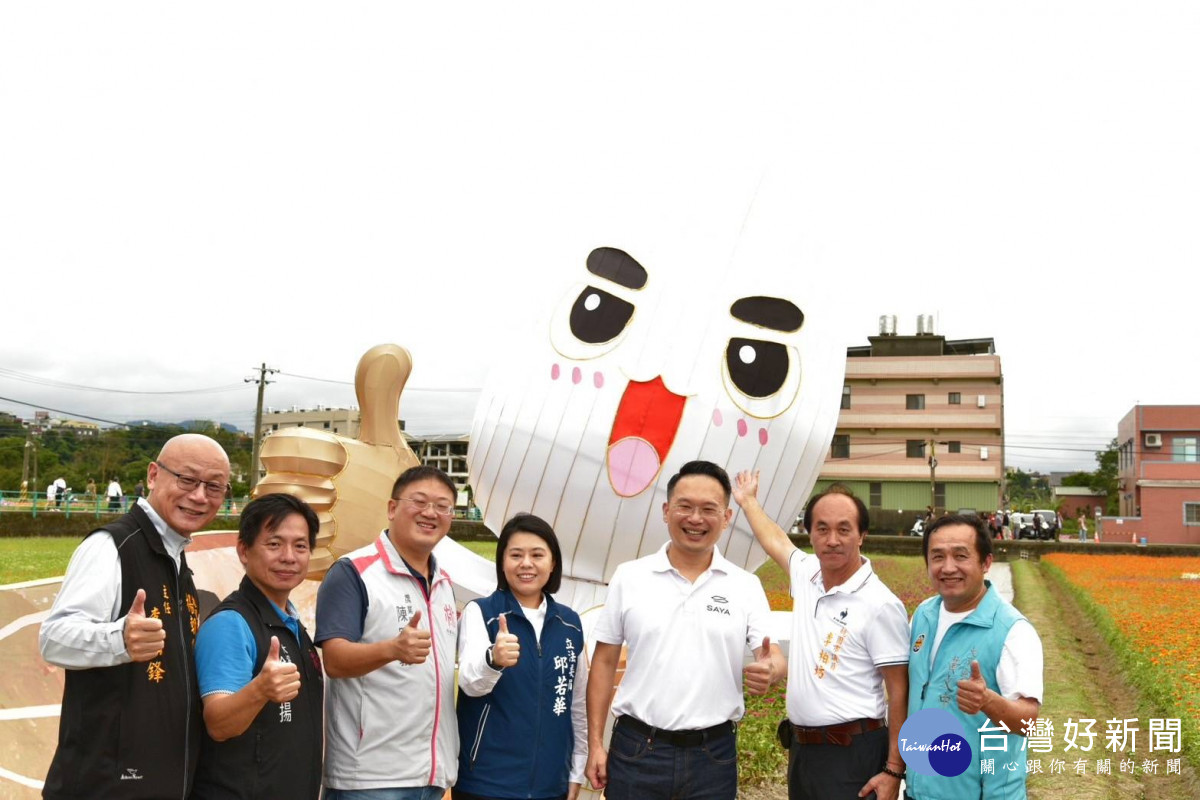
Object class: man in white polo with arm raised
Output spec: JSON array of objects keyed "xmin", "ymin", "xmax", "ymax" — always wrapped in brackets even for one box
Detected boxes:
[{"xmin": 734, "ymin": 472, "xmax": 910, "ymax": 800}]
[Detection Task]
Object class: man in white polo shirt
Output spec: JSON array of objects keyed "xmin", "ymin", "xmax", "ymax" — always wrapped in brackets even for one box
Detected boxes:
[
  {"xmin": 734, "ymin": 472, "xmax": 909, "ymax": 800},
  {"xmin": 585, "ymin": 460, "xmax": 785, "ymax": 800}
]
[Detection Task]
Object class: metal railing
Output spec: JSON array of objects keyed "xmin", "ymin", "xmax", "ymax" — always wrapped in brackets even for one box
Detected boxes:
[{"xmin": 0, "ymin": 490, "xmax": 249, "ymax": 519}]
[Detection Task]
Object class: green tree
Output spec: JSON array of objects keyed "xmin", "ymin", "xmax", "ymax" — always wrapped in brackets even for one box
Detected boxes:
[
  {"xmin": 1004, "ymin": 467, "xmax": 1053, "ymax": 510},
  {"xmin": 1090, "ymin": 438, "xmax": 1119, "ymax": 514}
]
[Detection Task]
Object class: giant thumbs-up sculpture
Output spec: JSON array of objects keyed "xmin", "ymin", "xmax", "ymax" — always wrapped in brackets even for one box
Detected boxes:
[{"xmin": 256, "ymin": 344, "xmax": 421, "ymax": 576}]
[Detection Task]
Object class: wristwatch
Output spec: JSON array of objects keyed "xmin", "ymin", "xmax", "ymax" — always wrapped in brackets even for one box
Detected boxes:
[{"xmin": 485, "ymin": 646, "xmax": 502, "ymax": 670}]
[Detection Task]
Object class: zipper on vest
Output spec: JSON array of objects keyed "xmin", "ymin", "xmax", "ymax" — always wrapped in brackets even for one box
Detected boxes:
[
  {"xmin": 528, "ymin": 617, "xmax": 547, "ymax": 792},
  {"xmin": 176, "ymin": 562, "xmax": 192, "ymax": 800},
  {"xmin": 469, "ymin": 703, "xmax": 492, "ymax": 769},
  {"xmin": 421, "ymin": 573, "xmax": 441, "ymax": 786}
]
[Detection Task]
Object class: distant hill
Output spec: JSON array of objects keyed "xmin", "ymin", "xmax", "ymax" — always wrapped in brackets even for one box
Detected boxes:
[{"xmin": 124, "ymin": 419, "xmax": 244, "ymax": 433}]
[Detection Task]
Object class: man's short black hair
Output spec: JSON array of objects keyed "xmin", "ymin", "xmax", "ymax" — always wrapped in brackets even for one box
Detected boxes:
[
  {"xmin": 495, "ymin": 513, "xmax": 564, "ymax": 596},
  {"xmin": 391, "ymin": 465, "xmax": 457, "ymax": 500},
  {"xmin": 239, "ymin": 493, "xmax": 319, "ymax": 548},
  {"xmin": 666, "ymin": 460, "xmax": 732, "ymax": 503},
  {"xmin": 922, "ymin": 513, "xmax": 992, "ymax": 564},
  {"xmin": 803, "ymin": 484, "xmax": 870, "ymax": 534}
]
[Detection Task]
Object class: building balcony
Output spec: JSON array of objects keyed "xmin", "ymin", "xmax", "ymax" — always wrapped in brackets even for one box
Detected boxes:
[
  {"xmin": 837, "ymin": 410, "xmax": 1001, "ymax": 430},
  {"xmin": 844, "ymin": 355, "xmax": 1001, "ymax": 382}
]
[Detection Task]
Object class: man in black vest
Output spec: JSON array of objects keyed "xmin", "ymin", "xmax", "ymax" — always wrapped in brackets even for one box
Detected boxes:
[
  {"xmin": 191, "ymin": 492, "xmax": 324, "ymax": 800},
  {"xmin": 39, "ymin": 433, "xmax": 231, "ymax": 800}
]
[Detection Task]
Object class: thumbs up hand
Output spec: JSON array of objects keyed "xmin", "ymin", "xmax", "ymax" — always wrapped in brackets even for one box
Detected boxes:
[
  {"xmin": 743, "ymin": 635, "xmax": 779, "ymax": 695},
  {"xmin": 123, "ymin": 588, "xmax": 166, "ymax": 662},
  {"xmin": 257, "ymin": 636, "xmax": 301, "ymax": 703},
  {"xmin": 392, "ymin": 610, "xmax": 432, "ymax": 665},
  {"xmin": 956, "ymin": 659, "xmax": 990, "ymax": 715},
  {"xmin": 489, "ymin": 613, "xmax": 520, "ymax": 669},
  {"xmin": 256, "ymin": 345, "xmax": 422, "ymax": 577}
]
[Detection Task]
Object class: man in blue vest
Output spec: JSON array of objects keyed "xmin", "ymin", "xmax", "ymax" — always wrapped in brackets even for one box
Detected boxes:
[
  {"xmin": 907, "ymin": 514, "xmax": 1044, "ymax": 800},
  {"xmin": 191, "ymin": 492, "xmax": 324, "ymax": 799}
]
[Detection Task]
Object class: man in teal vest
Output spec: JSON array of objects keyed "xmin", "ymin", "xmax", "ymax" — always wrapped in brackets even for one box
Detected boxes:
[{"xmin": 907, "ymin": 515, "xmax": 1044, "ymax": 800}]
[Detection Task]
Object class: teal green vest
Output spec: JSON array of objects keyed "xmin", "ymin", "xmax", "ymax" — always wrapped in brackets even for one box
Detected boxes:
[{"xmin": 907, "ymin": 582, "xmax": 1028, "ymax": 800}]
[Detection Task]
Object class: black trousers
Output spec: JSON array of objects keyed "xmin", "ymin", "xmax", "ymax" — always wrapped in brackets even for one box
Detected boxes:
[
  {"xmin": 452, "ymin": 791, "xmax": 566, "ymax": 800},
  {"xmin": 788, "ymin": 725, "xmax": 889, "ymax": 800}
]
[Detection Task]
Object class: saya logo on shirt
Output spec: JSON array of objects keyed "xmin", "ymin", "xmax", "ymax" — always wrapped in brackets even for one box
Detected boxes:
[
  {"xmin": 706, "ymin": 595, "xmax": 731, "ymax": 616},
  {"xmin": 119, "ymin": 768, "xmax": 143, "ymax": 781}
]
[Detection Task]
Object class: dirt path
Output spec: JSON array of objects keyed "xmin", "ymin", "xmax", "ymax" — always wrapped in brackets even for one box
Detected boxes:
[{"xmin": 1015, "ymin": 560, "xmax": 1196, "ymax": 800}]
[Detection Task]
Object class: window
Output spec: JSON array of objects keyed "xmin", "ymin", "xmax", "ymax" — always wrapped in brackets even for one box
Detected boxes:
[
  {"xmin": 934, "ymin": 482, "xmax": 946, "ymax": 510},
  {"xmin": 907, "ymin": 440, "xmax": 926, "ymax": 458},
  {"xmin": 906, "ymin": 394, "xmax": 925, "ymax": 410},
  {"xmin": 948, "ymin": 441, "xmax": 962, "ymax": 454},
  {"xmin": 1173, "ymin": 437, "xmax": 1198, "ymax": 463},
  {"xmin": 831, "ymin": 435, "xmax": 850, "ymax": 459},
  {"xmin": 1186, "ymin": 503, "xmax": 1200, "ymax": 526},
  {"xmin": 323, "ymin": 421, "xmax": 331, "ymax": 429},
  {"xmin": 948, "ymin": 392, "xmax": 961, "ymax": 405},
  {"xmin": 869, "ymin": 482, "xmax": 882, "ymax": 509},
  {"xmin": 841, "ymin": 384, "xmax": 851, "ymax": 410}
]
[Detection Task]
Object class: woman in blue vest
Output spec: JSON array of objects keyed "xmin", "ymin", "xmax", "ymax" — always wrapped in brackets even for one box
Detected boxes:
[{"xmin": 455, "ymin": 513, "xmax": 588, "ymax": 800}]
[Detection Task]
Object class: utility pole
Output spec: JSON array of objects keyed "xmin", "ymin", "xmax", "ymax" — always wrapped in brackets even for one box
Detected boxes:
[
  {"xmin": 21, "ymin": 433, "xmax": 32, "ymax": 487},
  {"xmin": 928, "ymin": 438, "xmax": 938, "ymax": 513},
  {"xmin": 245, "ymin": 363, "xmax": 278, "ymax": 492}
]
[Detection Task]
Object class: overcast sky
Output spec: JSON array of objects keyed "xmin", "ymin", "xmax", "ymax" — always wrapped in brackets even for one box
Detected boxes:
[{"xmin": 2, "ymin": 2, "xmax": 1197, "ymax": 473}]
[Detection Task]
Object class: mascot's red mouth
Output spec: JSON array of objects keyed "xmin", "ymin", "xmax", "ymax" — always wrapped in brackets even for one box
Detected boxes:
[{"xmin": 606, "ymin": 376, "xmax": 687, "ymax": 497}]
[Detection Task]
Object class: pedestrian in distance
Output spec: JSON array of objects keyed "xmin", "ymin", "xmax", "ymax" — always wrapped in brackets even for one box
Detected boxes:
[
  {"xmin": 455, "ymin": 513, "xmax": 588, "ymax": 800},
  {"xmin": 106, "ymin": 476, "xmax": 123, "ymax": 512}
]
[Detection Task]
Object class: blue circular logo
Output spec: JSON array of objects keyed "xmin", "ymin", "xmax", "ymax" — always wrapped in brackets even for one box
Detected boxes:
[{"xmin": 897, "ymin": 709, "xmax": 972, "ymax": 777}]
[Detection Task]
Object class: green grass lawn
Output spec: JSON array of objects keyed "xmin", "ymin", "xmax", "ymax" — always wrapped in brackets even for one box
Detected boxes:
[{"xmin": 0, "ymin": 537, "xmax": 79, "ymax": 584}]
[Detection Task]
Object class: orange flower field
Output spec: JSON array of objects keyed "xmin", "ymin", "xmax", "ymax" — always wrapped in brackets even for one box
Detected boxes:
[{"xmin": 1043, "ymin": 553, "xmax": 1200, "ymax": 763}]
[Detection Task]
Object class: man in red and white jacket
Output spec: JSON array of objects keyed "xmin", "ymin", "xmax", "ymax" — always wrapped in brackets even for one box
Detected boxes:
[{"xmin": 315, "ymin": 466, "xmax": 460, "ymax": 800}]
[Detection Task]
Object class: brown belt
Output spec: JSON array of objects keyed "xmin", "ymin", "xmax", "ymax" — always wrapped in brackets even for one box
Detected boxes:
[{"xmin": 791, "ymin": 717, "xmax": 885, "ymax": 747}]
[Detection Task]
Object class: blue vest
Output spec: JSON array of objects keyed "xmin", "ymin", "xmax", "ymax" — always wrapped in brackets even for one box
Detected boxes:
[
  {"xmin": 907, "ymin": 583, "xmax": 1028, "ymax": 800},
  {"xmin": 456, "ymin": 589, "xmax": 584, "ymax": 799}
]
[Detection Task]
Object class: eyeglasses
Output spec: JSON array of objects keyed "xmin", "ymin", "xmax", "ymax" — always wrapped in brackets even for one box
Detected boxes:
[
  {"xmin": 155, "ymin": 462, "xmax": 229, "ymax": 499},
  {"xmin": 397, "ymin": 496, "xmax": 455, "ymax": 517},
  {"xmin": 670, "ymin": 503, "xmax": 725, "ymax": 520}
]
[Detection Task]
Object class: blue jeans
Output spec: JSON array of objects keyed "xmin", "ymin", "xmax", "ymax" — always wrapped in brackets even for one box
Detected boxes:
[
  {"xmin": 324, "ymin": 788, "xmax": 446, "ymax": 800},
  {"xmin": 604, "ymin": 719, "xmax": 738, "ymax": 800}
]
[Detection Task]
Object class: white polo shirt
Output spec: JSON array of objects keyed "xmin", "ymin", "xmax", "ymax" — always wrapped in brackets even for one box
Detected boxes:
[
  {"xmin": 592, "ymin": 543, "xmax": 771, "ymax": 731},
  {"xmin": 786, "ymin": 549, "xmax": 910, "ymax": 726}
]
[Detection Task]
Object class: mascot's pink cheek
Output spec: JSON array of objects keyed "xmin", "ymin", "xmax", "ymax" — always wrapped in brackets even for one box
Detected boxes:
[{"xmin": 551, "ymin": 364, "xmax": 561, "ymax": 380}]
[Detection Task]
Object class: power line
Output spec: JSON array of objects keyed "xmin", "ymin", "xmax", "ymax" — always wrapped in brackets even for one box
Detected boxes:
[
  {"xmin": 275, "ymin": 371, "xmax": 480, "ymax": 392},
  {"xmin": 0, "ymin": 368, "xmax": 245, "ymax": 395}
]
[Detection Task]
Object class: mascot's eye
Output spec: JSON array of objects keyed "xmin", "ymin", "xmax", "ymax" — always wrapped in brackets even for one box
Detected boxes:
[
  {"xmin": 549, "ymin": 247, "xmax": 645, "ymax": 361},
  {"xmin": 725, "ymin": 337, "xmax": 790, "ymax": 398},
  {"xmin": 569, "ymin": 286, "xmax": 635, "ymax": 345}
]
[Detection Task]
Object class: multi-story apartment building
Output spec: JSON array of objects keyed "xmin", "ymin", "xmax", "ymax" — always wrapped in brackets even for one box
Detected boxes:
[
  {"xmin": 259, "ymin": 406, "xmax": 470, "ymax": 497},
  {"xmin": 1115, "ymin": 405, "xmax": 1200, "ymax": 544},
  {"xmin": 815, "ymin": 317, "xmax": 1004, "ymax": 520}
]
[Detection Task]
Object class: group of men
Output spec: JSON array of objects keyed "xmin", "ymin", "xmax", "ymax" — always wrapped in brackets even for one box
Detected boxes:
[
  {"xmin": 40, "ymin": 433, "xmax": 462, "ymax": 800},
  {"xmin": 40, "ymin": 434, "xmax": 1041, "ymax": 800}
]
